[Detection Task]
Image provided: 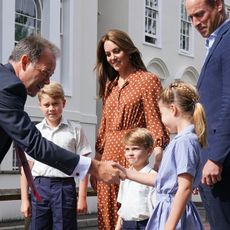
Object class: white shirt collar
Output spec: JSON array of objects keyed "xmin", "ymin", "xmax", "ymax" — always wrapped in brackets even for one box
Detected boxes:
[
  {"xmin": 40, "ymin": 116, "xmax": 68, "ymax": 130},
  {"xmin": 206, "ymin": 19, "xmax": 230, "ymax": 50}
]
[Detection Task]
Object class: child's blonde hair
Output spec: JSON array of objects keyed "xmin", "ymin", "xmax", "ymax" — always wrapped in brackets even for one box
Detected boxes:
[
  {"xmin": 38, "ymin": 81, "xmax": 65, "ymax": 102},
  {"xmin": 123, "ymin": 128, "xmax": 154, "ymax": 149},
  {"xmin": 159, "ymin": 80, "xmax": 207, "ymax": 148}
]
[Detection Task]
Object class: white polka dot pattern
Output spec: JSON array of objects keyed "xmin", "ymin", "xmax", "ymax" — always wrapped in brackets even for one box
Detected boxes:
[{"xmin": 95, "ymin": 70, "xmax": 169, "ymax": 230}]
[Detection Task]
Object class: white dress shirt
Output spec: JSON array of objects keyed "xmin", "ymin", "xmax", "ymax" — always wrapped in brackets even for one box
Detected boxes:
[
  {"xmin": 205, "ymin": 19, "xmax": 230, "ymax": 55},
  {"xmin": 27, "ymin": 117, "xmax": 92, "ymax": 180}
]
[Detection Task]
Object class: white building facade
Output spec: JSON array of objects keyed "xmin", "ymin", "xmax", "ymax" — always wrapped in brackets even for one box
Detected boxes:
[
  {"xmin": 0, "ymin": 0, "xmax": 98, "ymax": 220},
  {"xmin": 98, "ymin": 0, "xmax": 207, "ymax": 87},
  {"xmin": 0, "ymin": 0, "xmax": 230, "ymax": 221}
]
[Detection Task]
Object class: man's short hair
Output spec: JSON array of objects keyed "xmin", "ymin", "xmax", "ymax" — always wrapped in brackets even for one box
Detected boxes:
[
  {"xmin": 206, "ymin": 0, "xmax": 224, "ymax": 8},
  {"xmin": 9, "ymin": 35, "xmax": 60, "ymax": 63}
]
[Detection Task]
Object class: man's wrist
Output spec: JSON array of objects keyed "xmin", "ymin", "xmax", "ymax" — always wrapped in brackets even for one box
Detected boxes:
[
  {"xmin": 89, "ymin": 159, "xmax": 100, "ymax": 179},
  {"xmin": 71, "ymin": 156, "xmax": 91, "ymax": 180}
]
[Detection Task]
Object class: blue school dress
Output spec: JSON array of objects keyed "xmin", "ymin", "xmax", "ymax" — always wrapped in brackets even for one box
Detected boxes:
[{"xmin": 146, "ymin": 125, "xmax": 204, "ymax": 230}]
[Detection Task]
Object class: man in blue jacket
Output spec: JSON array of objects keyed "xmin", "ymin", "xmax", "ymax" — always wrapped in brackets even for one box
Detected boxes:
[
  {"xmin": 0, "ymin": 35, "xmax": 123, "ymax": 185},
  {"xmin": 185, "ymin": 0, "xmax": 230, "ymax": 229}
]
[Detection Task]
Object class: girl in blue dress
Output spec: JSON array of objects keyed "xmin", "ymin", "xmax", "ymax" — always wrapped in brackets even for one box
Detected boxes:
[{"xmin": 121, "ymin": 81, "xmax": 207, "ymax": 230}]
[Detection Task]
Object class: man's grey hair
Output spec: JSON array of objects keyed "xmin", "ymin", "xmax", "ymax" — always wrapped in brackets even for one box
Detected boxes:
[{"xmin": 9, "ymin": 35, "xmax": 60, "ymax": 63}]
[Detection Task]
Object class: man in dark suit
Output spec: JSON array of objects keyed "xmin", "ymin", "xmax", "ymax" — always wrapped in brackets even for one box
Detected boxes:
[
  {"xmin": 0, "ymin": 35, "xmax": 123, "ymax": 184},
  {"xmin": 185, "ymin": 0, "xmax": 230, "ymax": 229}
]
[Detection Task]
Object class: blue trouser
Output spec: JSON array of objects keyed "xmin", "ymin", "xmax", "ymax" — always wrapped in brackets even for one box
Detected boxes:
[
  {"xmin": 122, "ymin": 219, "xmax": 149, "ymax": 230},
  {"xmin": 30, "ymin": 176, "xmax": 77, "ymax": 230},
  {"xmin": 199, "ymin": 167, "xmax": 230, "ymax": 230}
]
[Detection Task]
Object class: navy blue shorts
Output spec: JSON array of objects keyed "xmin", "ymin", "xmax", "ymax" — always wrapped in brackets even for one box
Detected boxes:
[{"xmin": 122, "ymin": 218, "xmax": 149, "ymax": 230}]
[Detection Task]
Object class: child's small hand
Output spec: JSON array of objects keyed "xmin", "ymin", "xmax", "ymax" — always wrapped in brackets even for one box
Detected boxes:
[
  {"xmin": 153, "ymin": 160, "xmax": 161, "ymax": 171},
  {"xmin": 21, "ymin": 199, "xmax": 32, "ymax": 218},
  {"xmin": 153, "ymin": 148, "xmax": 163, "ymax": 171},
  {"xmin": 77, "ymin": 197, "xmax": 88, "ymax": 214},
  {"xmin": 113, "ymin": 163, "xmax": 127, "ymax": 180}
]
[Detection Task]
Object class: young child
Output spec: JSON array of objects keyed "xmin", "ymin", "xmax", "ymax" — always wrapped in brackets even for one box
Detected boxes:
[
  {"xmin": 120, "ymin": 81, "xmax": 207, "ymax": 230},
  {"xmin": 20, "ymin": 82, "xmax": 92, "ymax": 230},
  {"xmin": 115, "ymin": 128, "xmax": 156, "ymax": 230}
]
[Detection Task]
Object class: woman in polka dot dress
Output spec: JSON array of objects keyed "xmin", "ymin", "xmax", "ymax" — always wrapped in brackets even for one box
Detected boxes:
[{"xmin": 90, "ymin": 29, "xmax": 169, "ymax": 230}]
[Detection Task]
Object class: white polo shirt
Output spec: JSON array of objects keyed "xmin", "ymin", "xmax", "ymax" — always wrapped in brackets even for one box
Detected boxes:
[{"xmin": 117, "ymin": 164, "xmax": 156, "ymax": 221}]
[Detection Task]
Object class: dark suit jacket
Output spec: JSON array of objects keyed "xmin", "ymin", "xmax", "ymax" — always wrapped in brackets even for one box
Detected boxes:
[
  {"xmin": 198, "ymin": 20, "xmax": 230, "ymax": 168},
  {"xmin": 0, "ymin": 63, "xmax": 80, "ymax": 175}
]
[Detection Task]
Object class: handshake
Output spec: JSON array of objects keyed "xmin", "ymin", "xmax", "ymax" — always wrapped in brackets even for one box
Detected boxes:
[{"xmin": 89, "ymin": 159, "xmax": 126, "ymax": 189}]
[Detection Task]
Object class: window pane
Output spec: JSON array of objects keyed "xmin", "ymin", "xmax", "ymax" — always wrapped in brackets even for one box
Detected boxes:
[
  {"xmin": 15, "ymin": 0, "xmax": 42, "ymax": 43},
  {"xmin": 16, "ymin": 0, "xmax": 36, "ymax": 17},
  {"xmin": 15, "ymin": 24, "xmax": 29, "ymax": 41},
  {"xmin": 145, "ymin": 35, "xmax": 156, "ymax": 44},
  {"xmin": 180, "ymin": 0, "xmax": 191, "ymax": 52},
  {"xmin": 15, "ymin": 13, "xmax": 27, "ymax": 25},
  {"xmin": 226, "ymin": 5, "xmax": 230, "ymax": 18},
  {"xmin": 145, "ymin": 0, "xmax": 158, "ymax": 45}
]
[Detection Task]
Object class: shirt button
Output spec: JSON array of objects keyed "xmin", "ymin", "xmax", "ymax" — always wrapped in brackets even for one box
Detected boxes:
[{"xmin": 76, "ymin": 173, "xmax": 79, "ymax": 176}]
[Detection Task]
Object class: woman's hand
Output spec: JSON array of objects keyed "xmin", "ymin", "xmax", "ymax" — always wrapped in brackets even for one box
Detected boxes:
[
  {"xmin": 90, "ymin": 175, "xmax": 97, "ymax": 191},
  {"xmin": 153, "ymin": 147, "xmax": 163, "ymax": 171}
]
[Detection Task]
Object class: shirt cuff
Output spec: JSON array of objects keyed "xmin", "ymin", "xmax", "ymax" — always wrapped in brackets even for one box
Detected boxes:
[{"xmin": 71, "ymin": 155, "xmax": 91, "ymax": 180}]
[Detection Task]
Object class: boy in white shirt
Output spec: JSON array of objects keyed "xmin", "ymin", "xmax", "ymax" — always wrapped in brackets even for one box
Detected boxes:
[
  {"xmin": 115, "ymin": 128, "xmax": 156, "ymax": 230},
  {"xmin": 20, "ymin": 82, "xmax": 92, "ymax": 230}
]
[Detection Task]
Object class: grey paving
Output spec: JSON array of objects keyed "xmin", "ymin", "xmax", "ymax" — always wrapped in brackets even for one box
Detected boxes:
[
  {"xmin": 0, "ymin": 206, "xmax": 211, "ymax": 230},
  {"xmin": 0, "ymin": 213, "xmax": 98, "ymax": 230}
]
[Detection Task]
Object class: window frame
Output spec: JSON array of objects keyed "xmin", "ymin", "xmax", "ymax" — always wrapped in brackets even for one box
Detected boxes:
[
  {"xmin": 144, "ymin": 0, "xmax": 160, "ymax": 47},
  {"xmin": 179, "ymin": 0, "xmax": 193, "ymax": 55},
  {"xmin": 15, "ymin": 0, "xmax": 43, "ymax": 44}
]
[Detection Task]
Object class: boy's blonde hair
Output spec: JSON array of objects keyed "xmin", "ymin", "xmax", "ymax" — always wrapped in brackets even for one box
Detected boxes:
[
  {"xmin": 38, "ymin": 81, "xmax": 65, "ymax": 102},
  {"xmin": 123, "ymin": 128, "xmax": 154, "ymax": 149}
]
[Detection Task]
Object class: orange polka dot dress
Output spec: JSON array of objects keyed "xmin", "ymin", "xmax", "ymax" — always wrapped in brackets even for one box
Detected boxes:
[{"xmin": 95, "ymin": 70, "xmax": 169, "ymax": 230}]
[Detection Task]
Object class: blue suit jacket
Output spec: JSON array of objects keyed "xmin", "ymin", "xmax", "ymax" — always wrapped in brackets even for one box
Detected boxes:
[
  {"xmin": 0, "ymin": 63, "xmax": 80, "ymax": 175},
  {"xmin": 198, "ymin": 20, "xmax": 230, "ymax": 166}
]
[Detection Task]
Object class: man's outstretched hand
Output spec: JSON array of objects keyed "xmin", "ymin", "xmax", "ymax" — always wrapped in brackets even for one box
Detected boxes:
[{"xmin": 89, "ymin": 159, "xmax": 126, "ymax": 185}]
